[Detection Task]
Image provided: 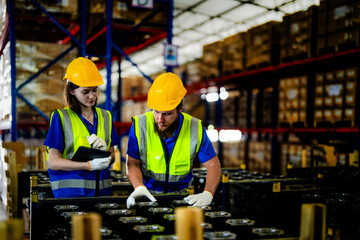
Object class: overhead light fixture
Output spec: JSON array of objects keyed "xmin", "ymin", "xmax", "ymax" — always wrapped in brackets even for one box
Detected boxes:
[
  {"xmin": 206, "ymin": 124, "xmax": 218, "ymax": 142},
  {"xmin": 90, "ymin": 56, "xmax": 99, "ymax": 61},
  {"xmin": 219, "ymin": 129, "xmax": 242, "ymax": 142},
  {"xmin": 219, "ymin": 87, "xmax": 229, "ymax": 100},
  {"xmin": 206, "ymin": 92, "xmax": 219, "ymax": 102},
  {"xmin": 205, "ymin": 87, "xmax": 229, "ymax": 102}
]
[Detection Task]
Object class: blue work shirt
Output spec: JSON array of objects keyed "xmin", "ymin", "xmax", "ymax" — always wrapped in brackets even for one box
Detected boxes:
[
  {"xmin": 44, "ymin": 110, "xmax": 119, "ymax": 152},
  {"xmin": 127, "ymin": 112, "xmax": 216, "ymax": 193}
]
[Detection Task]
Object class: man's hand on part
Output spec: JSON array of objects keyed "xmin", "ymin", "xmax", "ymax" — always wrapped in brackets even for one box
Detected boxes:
[
  {"xmin": 87, "ymin": 157, "xmax": 111, "ymax": 171},
  {"xmin": 126, "ymin": 186, "xmax": 157, "ymax": 209},
  {"xmin": 184, "ymin": 191, "xmax": 213, "ymax": 206},
  {"xmin": 87, "ymin": 134, "xmax": 107, "ymax": 151}
]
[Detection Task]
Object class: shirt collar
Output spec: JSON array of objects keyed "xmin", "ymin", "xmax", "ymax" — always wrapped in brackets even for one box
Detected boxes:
[{"xmin": 163, "ymin": 112, "xmax": 183, "ymax": 141}]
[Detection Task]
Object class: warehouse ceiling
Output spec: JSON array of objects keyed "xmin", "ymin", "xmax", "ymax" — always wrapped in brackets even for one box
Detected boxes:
[
  {"xmin": 13, "ymin": 0, "xmax": 319, "ymax": 89},
  {"xmin": 116, "ymin": 0, "xmax": 319, "ymax": 79}
]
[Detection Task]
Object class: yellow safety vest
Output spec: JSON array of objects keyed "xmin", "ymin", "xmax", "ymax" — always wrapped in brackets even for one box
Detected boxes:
[
  {"xmin": 46, "ymin": 107, "xmax": 112, "ymax": 198},
  {"xmin": 133, "ymin": 111, "xmax": 202, "ymax": 183}
]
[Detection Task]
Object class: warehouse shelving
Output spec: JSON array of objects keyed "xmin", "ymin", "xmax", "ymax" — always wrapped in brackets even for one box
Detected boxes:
[
  {"xmin": 213, "ymin": 127, "xmax": 359, "ymax": 134},
  {"xmin": 4, "ymin": 0, "xmax": 360, "ymax": 174},
  {"xmin": 185, "ymin": 47, "xmax": 360, "ymax": 94},
  {"xmin": 4, "ymin": 0, "xmax": 174, "ymax": 142},
  {"xmin": 178, "ymin": 44, "xmax": 360, "ymax": 175}
]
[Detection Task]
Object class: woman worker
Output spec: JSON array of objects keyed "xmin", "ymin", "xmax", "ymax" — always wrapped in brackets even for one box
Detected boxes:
[{"xmin": 44, "ymin": 57, "xmax": 119, "ymax": 198}]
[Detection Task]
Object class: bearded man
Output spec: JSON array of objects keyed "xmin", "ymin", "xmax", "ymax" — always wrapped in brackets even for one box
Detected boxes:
[{"xmin": 126, "ymin": 73, "xmax": 221, "ymax": 208}]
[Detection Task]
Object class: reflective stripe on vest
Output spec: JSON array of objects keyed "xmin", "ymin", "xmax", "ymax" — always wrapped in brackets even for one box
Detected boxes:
[
  {"xmin": 50, "ymin": 178, "xmax": 112, "ymax": 191},
  {"xmin": 133, "ymin": 112, "xmax": 202, "ymax": 182}
]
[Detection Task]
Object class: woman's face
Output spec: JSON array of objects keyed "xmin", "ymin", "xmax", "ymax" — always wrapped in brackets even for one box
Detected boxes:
[{"xmin": 70, "ymin": 86, "xmax": 99, "ymax": 108}]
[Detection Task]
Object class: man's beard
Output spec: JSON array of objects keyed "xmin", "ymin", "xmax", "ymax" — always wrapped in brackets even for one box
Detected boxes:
[{"xmin": 154, "ymin": 116, "xmax": 180, "ymax": 139}]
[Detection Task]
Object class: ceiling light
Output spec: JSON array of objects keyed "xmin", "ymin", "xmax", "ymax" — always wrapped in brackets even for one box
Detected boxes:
[
  {"xmin": 206, "ymin": 92, "xmax": 219, "ymax": 102},
  {"xmin": 219, "ymin": 129, "xmax": 242, "ymax": 142},
  {"xmin": 206, "ymin": 129, "xmax": 219, "ymax": 142}
]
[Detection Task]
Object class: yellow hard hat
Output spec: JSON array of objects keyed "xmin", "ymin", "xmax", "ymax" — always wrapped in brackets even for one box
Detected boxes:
[
  {"xmin": 147, "ymin": 72, "xmax": 187, "ymax": 111},
  {"xmin": 63, "ymin": 57, "xmax": 104, "ymax": 87}
]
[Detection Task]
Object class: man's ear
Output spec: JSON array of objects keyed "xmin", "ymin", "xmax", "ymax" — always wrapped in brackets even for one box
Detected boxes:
[{"xmin": 178, "ymin": 103, "xmax": 184, "ymax": 113}]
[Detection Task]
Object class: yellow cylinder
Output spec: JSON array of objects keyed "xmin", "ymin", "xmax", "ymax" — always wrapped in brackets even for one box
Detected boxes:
[
  {"xmin": 175, "ymin": 207, "xmax": 204, "ymax": 240},
  {"xmin": 187, "ymin": 186, "xmax": 195, "ymax": 195},
  {"xmin": 222, "ymin": 173, "xmax": 229, "ymax": 183},
  {"xmin": 300, "ymin": 203, "xmax": 326, "ymax": 240},
  {"xmin": 301, "ymin": 148, "xmax": 307, "ymax": 168},
  {"xmin": 31, "ymin": 192, "xmax": 38, "ymax": 203},
  {"xmin": 113, "ymin": 146, "xmax": 121, "ymax": 171},
  {"xmin": 72, "ymin": 213, "xmax": 102, "ymax": 240},
  {"xmin": 30, "ymin": 176, "xmax": 38, "ymax": 188},
  {"xmin": 7, "ymin": 219, "xmax": 24, "ymax": 240},
  {"xmin": 0, "ymin": 221, "xmax": 7, "ymax": 240}
]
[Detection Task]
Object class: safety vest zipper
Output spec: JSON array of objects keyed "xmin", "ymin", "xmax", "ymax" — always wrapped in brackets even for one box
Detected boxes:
[{"xmin": 161, "ymin": 129, "xmax": 181, "ymax": 194}]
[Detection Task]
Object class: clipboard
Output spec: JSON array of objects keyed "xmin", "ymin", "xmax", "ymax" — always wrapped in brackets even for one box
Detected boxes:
[{"xmin": 71, "ymin": 146, "xmax": 111, "ymax": 162}]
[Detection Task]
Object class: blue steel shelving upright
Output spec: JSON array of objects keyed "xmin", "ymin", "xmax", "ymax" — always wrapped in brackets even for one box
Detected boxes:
[
  {"xmin": 7, "ymin": 0, "xmax": 174, "ymax": 142},
  {"xmin": 7, "ymin": 0, "xmax": 87, "ymax": 141}
]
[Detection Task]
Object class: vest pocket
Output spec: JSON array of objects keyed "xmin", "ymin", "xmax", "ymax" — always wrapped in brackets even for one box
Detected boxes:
[
  {"xmin": 173, "ymin": 163, "xmax": 189, "ymax": 175},
  {"xmin": 147, "ymin": 151, "xmax": 166, "ymax": 173}
]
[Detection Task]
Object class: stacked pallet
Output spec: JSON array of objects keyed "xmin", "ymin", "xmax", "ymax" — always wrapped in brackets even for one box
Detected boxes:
[
  {"xmin": 314, "ymin": 68, "xmax": 357, "ymax": 127},
  {"xmin": 318, "ymin": 0, "xmax": 360, "ymax": 54},
  {"xmin": 201, "ymin": 41, "xmax": 223, "ymax": 79},
  {"xmin": 222, "ymin": 141, "xmax": 246, "ymax": 168},
  {"xmin": 16, "ymin": 40, "xmax": 77, "ymax": 121},
  {"xmin": 280, "ymin": 6, "xmax": 318, "ymax": 62},
  {"xmin": 280, "ymin": 143, "xmax": 312, "ymax": 175},
  {"xmin": 278, "ymin": 76, "xmax": 308, "ymax": 127},
  {"xmin": 222, "ymin": 32, "xmax": 246, "ymax": 75},
  {"xmin": 122, "ymin": 76, "xmax": 151, "ymax": 100},
  {"xmin": 248, "ymin": 138, "xmax": 272, "ymax": 173},
  {"xmin": 245, "ymin": 21, "xmax": 281, "ymax": 69},
  {"xmin": 113, "ymin": 0, "xmax": 168, "ymax": 25}
]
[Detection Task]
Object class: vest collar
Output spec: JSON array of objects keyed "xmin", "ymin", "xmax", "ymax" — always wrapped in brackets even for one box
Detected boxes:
[{"xmin": 163, "ymin": 112, "xmax": 184, "ymax": 142}]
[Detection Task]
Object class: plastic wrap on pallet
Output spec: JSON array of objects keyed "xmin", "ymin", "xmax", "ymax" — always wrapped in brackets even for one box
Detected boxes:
[
  {"xmin": 0, "ymin": 0, "xmax": 5, "ymax": 34},
  {"xmin": 0, "ymin": 142, "xmax": 8, "ymax": 217},
  {"xmin": 0, "ymin": 43, "xmax": 11, "ymax": 129}
]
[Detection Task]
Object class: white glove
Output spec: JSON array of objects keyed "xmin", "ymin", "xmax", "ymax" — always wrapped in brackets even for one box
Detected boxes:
[
  {"xmin": 126, "ymin": 186, "xmax": 157, "ymax": 209},
  {"xmin": 184, "ymin": 191, "xmax": 213, "ymax": 206},
  {"xmin": 87, "ymin": 157, "xmax": 111, "ymax": 171},
  {"xmin": 87, "ymin": 134, "xmax": 107, "ymax": 151}
]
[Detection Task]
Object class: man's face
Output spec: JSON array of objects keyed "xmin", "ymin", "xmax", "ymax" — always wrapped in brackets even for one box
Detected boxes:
[{"xmin": 153, "ymin": 108, "xmax": 178, "ymax": 131}]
